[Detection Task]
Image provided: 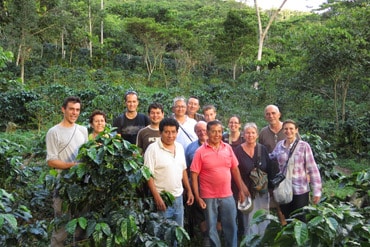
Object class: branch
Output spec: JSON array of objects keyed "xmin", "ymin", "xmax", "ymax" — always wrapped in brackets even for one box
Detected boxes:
[{"xmin": 261, "ymin": 0, "xmax": 288, "ymax": 41}]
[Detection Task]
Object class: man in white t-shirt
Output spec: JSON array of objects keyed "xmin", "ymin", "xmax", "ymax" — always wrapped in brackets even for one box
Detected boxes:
[
  {"xmin": 144, "ymin": 118, "xmax": 194, "ymax": 229},
  {"xmin": 46, "ymin": 96, "xmax": 88, "ymax": 247}
]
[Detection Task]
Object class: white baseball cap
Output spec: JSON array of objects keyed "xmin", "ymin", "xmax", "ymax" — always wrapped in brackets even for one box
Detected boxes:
[{"xmin": 238, "ymin": 196, "xmax": 253, "ymax": 214}]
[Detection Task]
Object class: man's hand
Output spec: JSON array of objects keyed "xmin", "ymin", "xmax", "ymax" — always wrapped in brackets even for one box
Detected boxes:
[
  {"xmin": 196, "ymin": 198, "xmax": 207, "ymax": 209},
  {"xmin": 186, "ymin": 191, "xmax": 194, "ymax": 206},
  {"xmin": 154, "ymin": 196, "xmax": 167, "ymax": 211},
  {"xmin": 238, "ymin": 190, "xmax": 246, "ymax": 204}
]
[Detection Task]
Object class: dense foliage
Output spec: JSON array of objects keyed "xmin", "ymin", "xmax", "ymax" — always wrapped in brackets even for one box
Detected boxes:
[
  {"xmin": 45, "ymin": 127, "xmax": 188, "ymax": 246},
  {"xmin": 0, "ymin": 0, "xmax": 368, "ymax": 159},
  {"xmin": 0, "ymin": 0, "xmax": 369, "ymax": 246}
]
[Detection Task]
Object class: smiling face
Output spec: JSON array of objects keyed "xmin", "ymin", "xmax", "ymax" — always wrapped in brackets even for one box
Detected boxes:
[
  {"xmin": 149, "ymin": 107, "xmax": 164, "ymax": 125},
  {"xmin": 91, "ymin": 114, "xmax": 106, "ymax": 134},
  {"xmin": 125, "ymin": 93, "xmax": 139, "ymax": 113},
  {"xmin": 173, "ymin": 99, "xmax": 187, "ymax": 118},
  {"xmin": 264, "ymin": 105, "xmax": 281, "ymax": 126},
  {"xmin": 160, "ymin": 125, "xmax": 178, "ymax": 146},
  {"xmin": 204, "ymin": 109, "xmax": 217, "ymax": 122},
  {"xmin": 243, "ymin": 126, "xmax": 258, "ymax": 145},
  {"xmin": 187, "ymin": 97, "xmax": 200, "ymax": 115},
  {"xmin": 207, "ymin": 123, "xmax": 223, "ymax": 146},
  {"xmin": 195, "ymin": 121, "xmax": 208, "ymax": 143},
  {"xmin": 283, "ymin": 122, "xmax": 298, "ymax": 141},
  {"xmin": 62, "ymin": 102, "xmax": 81, "ymax": 125},
  {"xmin": 228, "ymin": 116, "xmax": 241, "ymax": 133}
]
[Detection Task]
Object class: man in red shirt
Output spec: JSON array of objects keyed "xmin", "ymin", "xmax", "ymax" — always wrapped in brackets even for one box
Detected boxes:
[{"xmin": 191, "ymin": 120, "xmax": 249, "ymax": 247}]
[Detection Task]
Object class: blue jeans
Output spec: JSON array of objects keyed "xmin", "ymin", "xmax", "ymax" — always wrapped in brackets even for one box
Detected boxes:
[
  {"xmin": 204, "ymin": 196, "xmax": 237, "ymax": 247},
  {"xmin": 160, "ymin": 195, "xmax": 184, "ymax": 227}
]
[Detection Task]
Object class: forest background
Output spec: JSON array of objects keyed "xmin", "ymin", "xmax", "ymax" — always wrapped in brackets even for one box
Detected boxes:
[{"xmin": 0, "ymin": 0, "xmax": 369, "ymax": 246}]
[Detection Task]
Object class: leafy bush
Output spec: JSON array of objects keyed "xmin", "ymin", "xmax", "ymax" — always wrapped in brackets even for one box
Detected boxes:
[
  {"xmin": 301, "ymin": 133, "xmax": 340, "ymax": 180},
  {"xmin": 0, "ymin": 138, "xmax": 49, "ymax": 246},
  {"xmin": 47, "ymin": 127, "xmax": 189, "ymax": 246},
  {"xmin": 242, "ymin": 202, "xmax": 370, "ymax": 246},
  {"xmin": 0, "ymin": 90, "xmax": 39, "ymax": 128},
  {"xmin": 0, "ymin": 189, "xmax": 48, "ymax": 246}
]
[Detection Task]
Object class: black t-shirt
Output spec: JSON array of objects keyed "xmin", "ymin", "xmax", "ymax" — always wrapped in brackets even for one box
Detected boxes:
[{"xmin": 113, "ymin": 112, "xmax": 150, "ymax": 144}]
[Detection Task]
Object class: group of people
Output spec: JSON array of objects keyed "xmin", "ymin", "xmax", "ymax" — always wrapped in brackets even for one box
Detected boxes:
[{"xmin": 46, "ymin": 93, "xmax": 322, "ymax": 247}]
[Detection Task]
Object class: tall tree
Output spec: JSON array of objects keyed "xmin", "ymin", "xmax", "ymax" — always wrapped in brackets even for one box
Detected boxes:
[
  {"xmin": 212, "ymin": 9, "xmax": 257, "ymax": 80},
  {"xmin": 125, "ymin": 17, "xmax": 171, "ymax": 85},
  {"xmin": 301, "ymin": 24, "xmax": 367, "ymax": 130},
  {"xmin": 253, "ymin": 0, "xmax": 287, "ymax": 71},
  {"xmin": 4, "ymin": 0, "xmax": 39, "ymax": 83}
]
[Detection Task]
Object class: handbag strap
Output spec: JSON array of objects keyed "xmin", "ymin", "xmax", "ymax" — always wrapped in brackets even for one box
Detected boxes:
[
  {"xmin": 281, "ymin": 139, "xmax": 299, "ymax": 174},
  {"xmin": 254, "ymin": 143, "xmax": 262, "ymax": 167},
  {"xmin": 58, "ymin": 124, "xmax": 77, "ymax": 155},
  {"xmin": 179, "ymin": 124, "xmax": 194, "ymax": 142}
]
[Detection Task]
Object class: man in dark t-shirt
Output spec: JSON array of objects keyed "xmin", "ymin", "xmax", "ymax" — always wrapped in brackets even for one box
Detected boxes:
[{"xmin": 113, "ymin": 91, "xmax": 150, "ymax": 144}]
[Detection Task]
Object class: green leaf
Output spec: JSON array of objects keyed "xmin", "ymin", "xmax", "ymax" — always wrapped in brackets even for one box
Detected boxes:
[
  {"xmin": 86, "ymin": 220, "xmax": 96, "ymax": 238},
  {"xmin": 141, "ymin": 166, "xmax": 152, "ymax": 180},
  {"xmin": 123, "ymin": 160, "xmax": 132, "ymax": 172},
  {"xmin": 100, "ymin": 222, "xmax": 111, "ymax": 236},
  {"xmin": 106, "ymin": 144, "xmax": 115, "ymax": 155},
  {"xmin": 0, "ymin": 189, "xmax": 14, "ymax": 201},
  {"xmin": 78, "ymin": 217, "xmax": 88, "ymax": 230},
  {"xmin": 325, "ymin": 216, "xmax": 339, "ymax": 233},
  {"xmin": 87, "ymin": 146, "xmax": 97, "ymax": 162},
  {"xmin": 128, "ymin": 159, "xmax": 139, "ymax": 170},
  {"xmin": 65, "ymin": 219, "xmax": 77, "ymax": 234},
  {"xmin": 175, "ymin": 226, "xmax": 190, "ymax": 243},
  {"xmin": 294, "ymin": 221, "xmax": 308, "ymax": 246},
  {"xmin": 76, "ymin": 163, "xmax": 87, "ymax": 179},
  {"xmin": 95, "ymin": 147, "xmax": 105, "ymax": 165},
  {"xmin": 0, "ymin": 213, "xmax": 17, "ymax": 230},
  {"xmin": 112, "ymin": 139, "xmax": 123, "ymax": 150},
  {"xmin": 160, "ymin": 191, "xmax": 175, "ymax": 206},
  {"xmin": 308, "ymin": 215, "xmax": 323, "ymax": 227}
]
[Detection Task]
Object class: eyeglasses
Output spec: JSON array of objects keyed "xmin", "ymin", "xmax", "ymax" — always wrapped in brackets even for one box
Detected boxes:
[{"xmin": 175, "ymin": 106, "xmax": 186, "ymax": 109}]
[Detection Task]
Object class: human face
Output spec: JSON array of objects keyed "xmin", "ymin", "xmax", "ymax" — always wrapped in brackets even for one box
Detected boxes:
[
  {"xmin": 207, "ymin": 124, "xmax": 223, "ymax": 146},
  {"xmin": 62, "ymin": 102, "xmax": 81, "ymax": 124},
  {"xmin": 243, "ymin": 127, "xmax": 258, "ymax": 145},
  {"xmin": 125, "ymin": 94, "xmax": 139, "ymax": 113},
  {"xmin": 204, "ymin": 109, "xmax": 216, "ymax": 122},
  {"xmin": 283, "ymin": 123, "xmax": 298, "ymax": 141},
  {"xmin": 149, "ymin": 108, "xmax": 164, "ymax": 125},
  {"xmin": 91, "ymin": 114, "xmax": 106, "ymax": 134},
  {"xmin": 161, "ymin": 125, "xmax": 178, "ymax": 146},
  {"xmin": 187, "ymin": 98, "xmax": 200, "ymax": 115},
  {"xmin": 195, "ymin": 122, "xmax": 208, "ymax": 143},
  {"xmin": 264, "ymin": 106, "xmax": 281, "ymax": 125},
  {"xmin": 228, "ymin": 117, "xmax": 240, "ymax": 133},
  {"xmin": 173, "ymin": 100, "xmax": 187, "ymax": 118}
]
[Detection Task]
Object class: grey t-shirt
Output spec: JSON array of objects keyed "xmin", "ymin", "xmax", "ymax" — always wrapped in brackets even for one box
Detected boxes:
[
  {"xmin": 258, "ymin": 126, "xmax": 285, "ymax": 153},
  {"xmin": 46, "ymin": 124, "xmax": 88, "ymax": 165}
]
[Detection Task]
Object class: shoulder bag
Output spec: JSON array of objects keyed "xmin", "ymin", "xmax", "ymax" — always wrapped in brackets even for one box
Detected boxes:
[
  {"xmin": 273, "ymin": 140, "xmax": 299, "ymax": 204},
  {"xmin": 249, "ymin": 143, "xmax": 268, "ymax": 196}
]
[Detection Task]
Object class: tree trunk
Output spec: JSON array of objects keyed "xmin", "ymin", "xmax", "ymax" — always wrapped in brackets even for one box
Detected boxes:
[
  {"xmin": 254, "ymin": 0, "xmax": 288, "ymax": 71},
  {"xmin": 233, "ymin": 62, "xmax": 237, "ymax": 80},
  {"xmin": 89, "ymin": 0, "xmax": 93, "ymax": 58},
  {"xmin": 333, "ymin": 77, "xmax": 339, "ymax": 131},
  {"xmin": 61, "ymin": 30, "xmax": 65, "ymax": 59},
  {"xmin": 101, "ymin": 0, "xmax": 104, "ymax": 45},
  {"xmin": 341, "ymin": 76, "xmax": 350, "ymax": 124}
]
